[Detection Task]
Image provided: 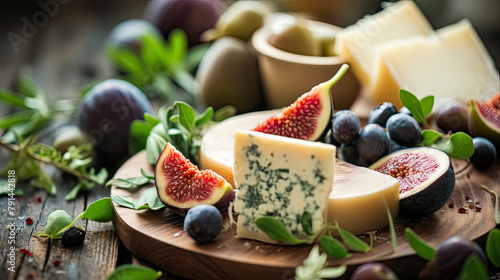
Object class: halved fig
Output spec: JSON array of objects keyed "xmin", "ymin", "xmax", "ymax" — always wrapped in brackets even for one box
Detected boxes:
[
  {"xmin": 369, "ymin": 147, "xmax": 455, "ymax": 216},
  {"xmin": 155, "ymin": 142, "xmax": 235, "ymax": 215},
  {"xmin": 252, "ymin": 64, "xmax": 349, "ymax": 141},
  {"xmin": 468, "ymin": 93, "xmax": 500, "ymax": 150}
]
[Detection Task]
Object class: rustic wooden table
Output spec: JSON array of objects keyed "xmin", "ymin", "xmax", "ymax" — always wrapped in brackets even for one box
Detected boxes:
[{"xmin": 1, "ymin": 1, "xmax": 499, "ymax": 280}]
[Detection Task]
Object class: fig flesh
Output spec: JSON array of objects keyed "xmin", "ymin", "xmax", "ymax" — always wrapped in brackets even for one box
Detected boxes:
[
  {"xmin": 370, "ymin": 147, "xmax": 455, "ymax": 216},
  {"xmin": 155, "ymin": 142, "xmax": 234, "ymax": 215},
  {"xmin": 252, "ymin": 64, "xmax": 349, "ymax": 141},
  {"xmin": 468, "ymin": 93, "xmax": 500, "ymax": 150}
]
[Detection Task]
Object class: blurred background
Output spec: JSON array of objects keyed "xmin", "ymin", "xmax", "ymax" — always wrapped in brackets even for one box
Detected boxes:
[{"xmin": 0, "ymin": 0, "xmax": 499, "ymax": 100}]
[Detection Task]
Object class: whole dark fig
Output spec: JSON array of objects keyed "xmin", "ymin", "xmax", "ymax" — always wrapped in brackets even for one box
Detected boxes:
[
  {"xmin": 419, "ymin": 236, "xmax": 487, "ymax": 280},
  {"xmin": 105, "ymin": 19, "xmax": 162, "ymax": 56},
  {"xmin": 77, "ymin": 79, "xmax": 152, "ymax": 164},
  {"xmin": 350, "ymin": 263, "xmax": 398, "ymax": 280},
  {"xmin": 434, "ymin": 100, "xmax": 469, "ymax": 133},
  {"xmin": 143, "ymin": 0, "xmax": 223, "ymax": 46}
]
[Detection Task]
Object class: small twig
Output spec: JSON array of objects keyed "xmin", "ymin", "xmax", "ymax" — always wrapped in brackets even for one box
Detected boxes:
[{"xmin": 455, "ymin": 160, "xmax": 471, "ymax": 175}]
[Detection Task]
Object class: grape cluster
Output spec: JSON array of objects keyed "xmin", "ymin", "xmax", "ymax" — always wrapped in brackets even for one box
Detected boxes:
[{"xmin": 332, "ymin": 102, "xmax": 422, "ymax": 166}]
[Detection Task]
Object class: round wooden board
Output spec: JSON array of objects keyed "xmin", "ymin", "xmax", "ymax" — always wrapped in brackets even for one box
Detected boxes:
[{"xmin": 111, "ymin": 151, "xmax": 498, "ymax": 280}]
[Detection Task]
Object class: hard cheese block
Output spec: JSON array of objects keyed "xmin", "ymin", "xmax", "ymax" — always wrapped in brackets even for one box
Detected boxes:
[
  {"xmin": 233, "ymin": 130, "xmax": 336, "ymax": 243},
  {"xmin": 370, "ymin": 19, "xmax": 500, "ymax": 108},
  {"xmin": 334, "ymin": 1, "xmax": 432, "ymax": 87},
  {"xmin": 330, "ymin": 161, "xmax": 399, "ymax": 234}
]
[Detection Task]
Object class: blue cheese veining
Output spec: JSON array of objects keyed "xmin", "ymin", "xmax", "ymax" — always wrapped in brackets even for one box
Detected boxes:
[{"xmin": 233, "ymin": 130, "xmax": 336, "ymax": 243}]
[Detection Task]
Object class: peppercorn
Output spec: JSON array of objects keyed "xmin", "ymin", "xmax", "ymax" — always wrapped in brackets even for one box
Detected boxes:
[{"xmin": 61, "ymin": 226, "xmax": 86, "ymax": 246}]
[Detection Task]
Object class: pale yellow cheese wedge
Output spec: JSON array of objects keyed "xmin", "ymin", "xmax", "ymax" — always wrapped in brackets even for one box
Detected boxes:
[
  {"xmin": 370, "ymin": 19, "xmax": 500, "ymax": 108},
  {"xmin": 331, "ymin": 161, "xmax": 399, "ymax": 234},
  {"xmin": 334, "ymin": 1, "xmax": 432, "ymax": 87},
  {"xmin": 200, "ymin": 111, "xmax": 400, "ymax": 235}
]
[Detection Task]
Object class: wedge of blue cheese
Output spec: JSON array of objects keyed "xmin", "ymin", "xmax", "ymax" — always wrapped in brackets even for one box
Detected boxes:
[{"xmin": 233, "ymin": 130, "xmax": 336, "ymax": 243}]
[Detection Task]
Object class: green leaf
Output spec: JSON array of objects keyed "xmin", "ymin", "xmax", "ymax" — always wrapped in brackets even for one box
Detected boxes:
[
  {"xmin": 44, "ymin": 210, "xmax": 73, "ymax": 237},
  {"xmin": 317, "ymin": 266, "xmax": 347, "ymax": 278},
  {"xmin": 111, "ymin": 195, "xmax": 135, "ymax": 209},
  {"xmin": 107, "ymin": 47, "xmax": 143, "ymax": 73},
  {"xmin": 65, "ymin": 181, "xmax": 86, "ymax": 201},
  {"xmin": 106, "ymin": 176, "xmax": 150, "ymax": 189},
  {"xmin": 169, "ymin": 29, "xmax": 187, "ymax": 65},
  {"xmin": 420, "ymin": 95, "xmax": 434, "ymax": 117},
  {"xmin": 214, "ymin": 105, "xmax": 237, "ymax": 122},
  {"xmin": 195, "ymin": 107, "xmax": 214, "ymax": 126},
  {"xmin": 480, "ymin": 185, "xmax": 499, "ymax": 224},
  {"xmin": 486, "ymin": 228, "xmax": 500, "ymax": 267},
  {"xmin": 255, "ymin": 216, "xmax": 308, "ymax": 245},
  {"xmin": 143, "ymin": 113, "xmax": 160, "ymax": 127},
  {"xmin": 301, "ymin": 211, "xmax": 313, "ymax": 235},
  {"xmin": 93, "ymin": 168, "xmax": 108, "ymax": 185},
  {"xmin": 146, "ymin": 132, "xmax": 167, "ymax": 165},
  {"xmin": 128, "ymin": 120, "xmax": 153, "ymax": 155},
  {"xmin": 185, "ymin": 43, "xmax": 209, "ymax": 71},
  {"xmin": 0, "ymin": 89, "xmax": 27, "ymax": 108},
  {"xmin": 141, "ymin": 32, "xmax": 166, "ymax": 69},
  {"xmin": 400, "ymin": 90, "xmax": 428, "ymax": 127},
  {"xmin": 419, "ymin": 129, "xmax": 441, "ymax": 146},
  {"xmin": 458, "ymin": 253, "xmax": 489, "ymax": 280},
  {"xmin": 107, "ymin": 264, "xmax": 162, "ymax": 280},
  {"xmin": 141, "ymin": 168, "xmax": 155, "ymax": 180},
  {"xmin": 175, "ymin": 101, "xmax": 196, "ymax": 133},
  {"xmin": 431, "ymin": 132, "xmax": 474, "ymax": 160},
  {"xmin": 134, "ymin": 187, "xmax": 164, "ymax": 210},
  {"xmin": 17, "ymin": 76, "xmax": 41, "ymax": 97},
  {"xmin": 0, "ymin": 181, "xmax": 24, "ymax": 196},
  {"xmin": 382, "ymin": 195, "xmax": 397, "ymax": 253},
  {"xmin": 82, "ymin": 197, "xmax": 114, "ymax": 222},
  {"xmin": 336, "ymin": 222, "xmax": 371, "ymax": 252},
  {"xmin": 405, "ymin": 227, "xmax": 436, "ymax": 261},
  {"xmin": 319, "ymin": 236, "xmax": 350, "ymax": 258},
  {"xmin": 31, "ymin": 171, "xmax": 56, "ymax": 195},
  {"xmin": 0, "ymin": 111, "xmax": 35, "ymax": 129},
  {"xmin": 295, "ymin": 245, "xmax": 331, "ymax": 280}
]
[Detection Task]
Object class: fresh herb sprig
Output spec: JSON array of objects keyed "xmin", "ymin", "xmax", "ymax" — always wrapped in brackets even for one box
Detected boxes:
[
  {"xmin": 295, "ymin": 245, "xmax": 347, "ymax": 280},
  {"xmin": 400, "ymin": 90, "xmax": 474, "ymax": 160},
  {"xmin": 107, "ymin": 264, "xmax": 162, "ymax": 280},
  {"xmin": 0, "ymin": 138, "xmax": 107, "ymax": 200},
  {"xmin": 106, "ymin": 29, "xmax": 208, "ymax": 102},
  {"xmin": 0, "ymin": 76, "xmax": 77, "ymax": 143},
  {"xmin": 128, "ymin": 102, "xmax": 235, "ymax": 166}
]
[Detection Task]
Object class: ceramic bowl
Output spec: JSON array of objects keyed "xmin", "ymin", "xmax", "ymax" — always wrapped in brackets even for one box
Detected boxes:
[{"xmin": 251, "ymin": 15, "xmax": 361, "ymax": 110}]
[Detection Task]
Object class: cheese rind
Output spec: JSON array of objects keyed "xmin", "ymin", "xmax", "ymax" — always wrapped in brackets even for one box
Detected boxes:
[
  {"xmin": 233, "ymin": 130, "xmax": 336, "ymax": 243},
  {"xmin": 335, "ymin": 1, "xmax": 432, "ymax": 86},
  {"xmin": 370, "ymin": 19, "xmax": 500, "ymax": 108}
]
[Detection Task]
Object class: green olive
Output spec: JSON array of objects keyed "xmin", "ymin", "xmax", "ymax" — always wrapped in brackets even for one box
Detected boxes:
[
  {"xmin": 201, "ymin": 1, "xmax": 270, "ymax": 41},
  {"xmin": 267, "ymin": 15, "xmax": 321, "ymax": 56}
]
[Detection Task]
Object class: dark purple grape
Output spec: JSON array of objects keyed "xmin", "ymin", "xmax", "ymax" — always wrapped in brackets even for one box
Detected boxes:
[
  {"xmin": 369, "ymin": 102, "xmax": 398, "ymax": 127},
  {"xmin": 183, "ymin": 204, "xmax": 223, "ymax": 243},
  {"xmin": 434, "ymin": 100, "xmax": 469, "ymax": 133},
  {"xmin": 105, "ymin": 19, "xmax": 162, "ymax": 55},
  {"xmin": 419, "ymin": 236, "xmax": 486, "ymax": 280},
  {"xmin": 388, "ymin": 139, "xmax": 408, "ymax": 154},
  {"xmin": 357, "ymin": 124, "xmax": 390, "ymax": 164},
  {"xmin": 470, "ymin": 137, "xmax": 497, "ymax": 170},
  {"xmin": 386, "ymin": 113, "xmax": 422, "ymax": 147},
  {"xmin": 351, "ymin": 263, "xmax": 398, "ymax": 280},
  {"xmin": 340, "ymin": 142, "xmax": 359, "ymax": 165},
  {"xmin": 332, "ymin": 110, "xmax": 360, "ymax": 144}
]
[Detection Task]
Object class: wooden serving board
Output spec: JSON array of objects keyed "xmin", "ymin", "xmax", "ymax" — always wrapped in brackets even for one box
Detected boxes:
[{"xmin": 111, "ymin": 151, "xmax": 498, "ymax": 280}]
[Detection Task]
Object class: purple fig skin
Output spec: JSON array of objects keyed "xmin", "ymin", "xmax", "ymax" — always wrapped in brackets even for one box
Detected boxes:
[
  {"xmin": 77, "ymin": 79, "xmax": 152, "ymax": 163},
  {"xmin": 434, "ymin": 100, "xmax": 469, "ymax": 133},
  {"xmin": 399, "ymin": 161, "xmax": 455, "ymax": 216},
  {"xmin": 419, "ymin": 236, "xmax": 487, "ymax": 280},
  {"xmin": 143, "ymin": 0, "xmax": 223, "ymax": 46},
  {"xmin": 105, "ymin": 19, "xmax": 162, "ymax": 55},
  {"xmin": 350, "ymin": 263, "xmax": 399, "ymax": 280},
  {"xmin": 468, "ymin": 95, "xmax": 500, "ymax": 152},
  {"xmin": 164, "ymin": 189, "xmax": 235, "ymax": 216}
]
